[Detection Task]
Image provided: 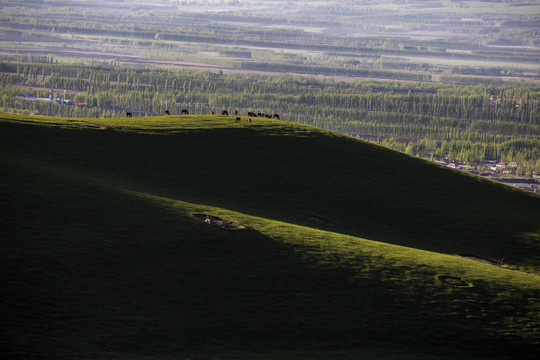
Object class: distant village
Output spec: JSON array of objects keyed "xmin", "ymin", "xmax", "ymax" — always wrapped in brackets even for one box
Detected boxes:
[
  {"xmin": 435, "ymin": 158, "xmax": 539, "ymax": 193},
  {"xmin": 16, "ymin": 89, "xmax": 86, "ymax": 107}
]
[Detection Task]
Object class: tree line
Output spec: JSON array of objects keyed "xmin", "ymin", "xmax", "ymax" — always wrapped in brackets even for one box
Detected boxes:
[{"xmin": 1, "ymin": 60, "xmax": 538, "ymax": 171}]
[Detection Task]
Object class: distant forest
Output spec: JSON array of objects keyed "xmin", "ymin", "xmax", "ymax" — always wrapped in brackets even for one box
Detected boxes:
[
  {"xmin": 1, "ymin": 59, "xmax": 539, "ymax": 174},
  {"xmin": 1, "ymin": 0, "xmax": 539, "ymax": 79},
  {"xmin": 0, "ymin": 0, "xmax": 539, "ymax": 174}
]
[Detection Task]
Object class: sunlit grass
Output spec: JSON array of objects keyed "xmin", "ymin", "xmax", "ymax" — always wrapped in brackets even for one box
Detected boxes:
[{"xmin": 1, "ymin": 112, "xmax": 539, "ymax": 359}]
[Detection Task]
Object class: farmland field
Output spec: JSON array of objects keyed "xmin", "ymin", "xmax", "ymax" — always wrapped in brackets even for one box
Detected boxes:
[{"xmin": 0, "ymin": 0, "xmax": 538, "ymax": 81}]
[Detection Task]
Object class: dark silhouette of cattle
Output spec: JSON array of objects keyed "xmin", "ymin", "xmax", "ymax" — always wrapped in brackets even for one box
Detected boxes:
[
  {"xmin": 181, "ymin": 109, "xmax": 188, "ymax": 115},
  {"xmin": 126, "ymin": 112, "xmax": 132, "ymax": 118},
  {"xmin": 245, "ymin": 111, "xmax": 279, "ymax": 119},
  {"xmin": 164, "ymin": 110, "xmax": 170, "ymax": 115},
  {"xmin": 248, "ymin": 118, "xmax": 252, "ymax": 125},
  {"xmin": 221, "ymin": 110, "xmax": 228, "ymax": 116},
  {"xmin": 234, "ymin": 109, "xmax": 238, "ymax": 115},
  {"xmin": 210, "ymin": 110, "xmax": 214, "ymax": 115},
  {"xmin": 235, "ymin": 117, "xmax": 240, "ymax": 122}
]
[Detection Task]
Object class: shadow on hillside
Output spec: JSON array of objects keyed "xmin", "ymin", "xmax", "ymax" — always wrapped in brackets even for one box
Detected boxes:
[
  {"xmin": 2, "ymin": 156, "xmax": 538, "ymax": 359},
  {"xmin": 2, "ymin": 120, "xmax": 539, "ymax": 272}
]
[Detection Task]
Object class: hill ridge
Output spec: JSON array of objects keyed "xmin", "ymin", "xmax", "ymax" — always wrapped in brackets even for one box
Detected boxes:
[{"xmin": 1, "ymin": 112, "xmax": 539, "ymax": 359}]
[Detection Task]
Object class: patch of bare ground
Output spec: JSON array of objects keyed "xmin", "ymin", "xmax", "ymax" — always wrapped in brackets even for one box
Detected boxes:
[
  {"xmin": 193, "ymin": 213, "xmax": 247, "ymax": 230},
  {"xmin": 68, "ymin": 120, "xmax": 108, "ymax": 129},
  {"xmin": 437, "ymin": 275, "xmax": 474, "ymax": 288}
]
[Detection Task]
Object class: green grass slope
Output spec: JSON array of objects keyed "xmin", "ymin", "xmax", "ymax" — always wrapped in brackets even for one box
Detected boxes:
[{"xmin": 1, "ymin": 113, "xmax": 539, "ymax": 359}]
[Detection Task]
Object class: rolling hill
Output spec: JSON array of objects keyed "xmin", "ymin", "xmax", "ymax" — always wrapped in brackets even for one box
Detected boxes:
[{"xmin": 1, "ymin": 113, "xmax": 539, "ymax": 359}]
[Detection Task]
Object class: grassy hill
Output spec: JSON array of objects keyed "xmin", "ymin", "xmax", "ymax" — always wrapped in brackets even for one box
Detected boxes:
[{"xmin": 1, "ymin": 113, "xmax": 539, "ymax": 359}]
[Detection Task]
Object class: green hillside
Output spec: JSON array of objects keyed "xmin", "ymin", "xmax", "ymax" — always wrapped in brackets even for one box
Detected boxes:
[{"xmin": 1, "ymin": 113, "xmax": 539, "ymax": 359}]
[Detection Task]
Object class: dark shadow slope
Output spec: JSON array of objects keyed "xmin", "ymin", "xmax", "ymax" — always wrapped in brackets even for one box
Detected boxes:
[
  {"xmin": 1, "ymin": 157, "xmax": 539, "ymax": 359},
  {"xmin": 1, "ymin": 119, "xmax": 538, "ymax": 271}
]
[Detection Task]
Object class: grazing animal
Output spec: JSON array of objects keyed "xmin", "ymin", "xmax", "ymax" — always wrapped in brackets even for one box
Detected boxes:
[
  {"xmin": 235, "ymin": 117, "xmax": 240, "ymax": 122},
  {"xmin": 273, "ymin": 114, "xmax": 280, "ymax": 120},
  {"xmin": 221, "ymin": 110, "xmax": 228, "ymax": 116},
  {"xmin": 210, "ymin": 110, "xmax": 214, "ymax": 115},
  {"xmin": 234, "ymin": 109, "xmax": 238, "ymax": 115},
  {"xmin": 248, "ymin": 112, "xmax": 256, "ymax": 117},
  {"xmin": 126, "ymin": 112, "xmax": 132, "ymax": 118},
  {"xmin": 181, "ymin": 109, "xmax": 188, "ymax": 115},
  {"xmin": 258, "ymin": 113, "xmax": 262, "ymax": 117},
  {"xmin": 248, "ymin": 118, "xmax": 251, "ymax": 125},
  {"xmin": 266, "ymin": 114, "xmax": 271, "ymax": 119},
  {"xmin": 165, "ymin": 110, "xmax": 170, "ymax": 115}
]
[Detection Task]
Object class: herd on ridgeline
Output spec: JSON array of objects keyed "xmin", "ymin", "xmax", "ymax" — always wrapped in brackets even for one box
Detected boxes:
[{"xmin": 126, "ymin": 109, "xmax": 280, "ymax": 121}]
